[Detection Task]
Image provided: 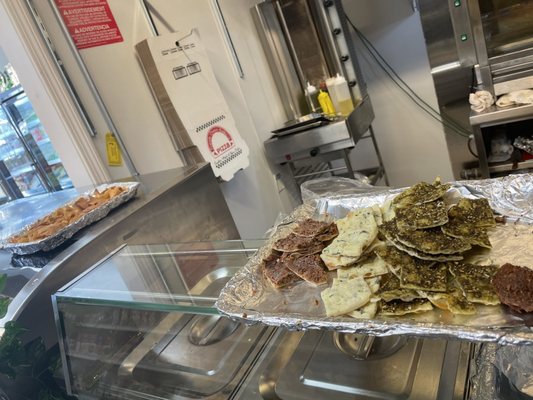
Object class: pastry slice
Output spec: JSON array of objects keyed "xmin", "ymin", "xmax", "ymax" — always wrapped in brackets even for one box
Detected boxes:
[
  {"xmin": 261, "ymin": 251, "xmax": 301, "ymax": 288},
  {"xmin": 400, "ymin": 261, "xmax": 447, "ymax": 292},
  {"xmin": 395, "ymin": 200, "xmax": 448, "ymax": 231},
  {"xmin": 285, "ymin": 253, "xmax": 328, "ymax": 286},
  {"xmin": 337, "ymin": 256, "xmax": 389, "ymax": 280},
  {"xmin": 441, "ymin": 218, "xmax": 491, "ymax": 248},
  {"xmin": 293, "ymin": 219, "xmax": 332, "ymax": 237},
  {"xmin": 377, "ymin": 273, "xmax": 421, "ymax": 303},
  {"xmin": 447, "ymin": 262, "xmax": 500, "ymax": 305},
  {"xmin": 379, "ymin": 298, "xmax": 433, "ymax": 316},
  {"xmin": 272, "ymin": 233, "xmax": 319, "ymax": 253},
  {"xmin": 447, "ymin": 198, "xmax": 495, "ymax": 228},
  {"xmin": 321, "ymin": 277, "xmax": 371, "ymax": 317},
  {"xmin": 392, "ymin": 179, "xmax": 450, "ymax": 209}
]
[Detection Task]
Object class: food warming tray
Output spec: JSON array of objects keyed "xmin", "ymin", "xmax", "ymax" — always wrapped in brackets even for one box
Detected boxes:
[
  {"xmin": 216, "ymin": 174, "xmax": 533, "ymax": 345},
  {"xmin": 0, "ymin": 182, "xmax": 139, "ymax": 255}
]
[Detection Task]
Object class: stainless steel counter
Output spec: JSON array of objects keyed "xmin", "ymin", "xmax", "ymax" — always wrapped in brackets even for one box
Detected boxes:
[{"xmin": 0, "ymin": 163, "xmax": 239, "ymax": 345}]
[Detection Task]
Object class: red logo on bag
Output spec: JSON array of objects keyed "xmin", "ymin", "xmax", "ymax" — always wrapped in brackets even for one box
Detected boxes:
[{"xmin": 207, "ymin": 126, "xmax": 234, "ymax": 157}]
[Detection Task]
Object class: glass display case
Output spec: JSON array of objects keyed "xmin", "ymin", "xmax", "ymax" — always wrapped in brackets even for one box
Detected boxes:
[{"xmin": 53, "ymin": 241, "xmax": 473, "ymax": 400}]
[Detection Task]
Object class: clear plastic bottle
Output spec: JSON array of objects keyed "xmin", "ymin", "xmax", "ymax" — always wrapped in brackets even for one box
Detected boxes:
[
  {"xmin": 305, "ymin": 81, "xmax": 320, "ymax": 113},
  {"xmin": 326, "ymin": 74, "xmax": 354, "ymax": 117}
]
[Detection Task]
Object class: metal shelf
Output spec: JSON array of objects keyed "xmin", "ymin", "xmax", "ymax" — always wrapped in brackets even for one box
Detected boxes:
[
  {"xmin": 470, "ymin": 103, "xmax": 533, "ymax": 127},
  {"xmin": 488, "ymin": 158, "xmax": 533, "ymax": 174}
]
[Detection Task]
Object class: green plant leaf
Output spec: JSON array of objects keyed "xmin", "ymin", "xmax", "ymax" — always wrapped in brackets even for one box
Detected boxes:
[
  {"xmin": 0, "ymin": 296, "xmax": 11, "ymax": 319},
  {"xmin": 0, "ymin": 273, "xmax": 7, "ymax": 293}
]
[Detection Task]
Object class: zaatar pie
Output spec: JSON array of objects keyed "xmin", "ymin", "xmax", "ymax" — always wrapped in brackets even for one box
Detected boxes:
[
  {"xmin": 379, "ymin": 298, "xmax": 433, "ymax": 316},
  {"xmin": 293, "ymin": 219, "xmax": 333, "ymax": 237},
  {"xmin": 392, "ymin": 180, "xmax": 451, "ymax": 209},
  {"xmin": 400, "ymin": 261, "xmax": 447, "ymax": 292},
  {"xmin": 377, "ymin": 273, "xmax": 422, "ymax": 303},
  {"xmin": 447, "ymin": 262, "xmax": 500, "ymax": 305},
  {"xmin": 441, "ymin": 217, "xmax": 492, "ymax": 248},
  {"xmin": 379, "ymin": 220, "xmax": 464, "ymax": 260},
  {"xmin": 389, "ymin": 239, "xmax": 464, "ymax": 262},
  {"xmin": 262, "ymin": 251, "xmax": 300, "ymax": 288},
  {"xmin": 447, "ymin": 198, "xmax": 495, "ymax": 227},
  {"xmin": 321, "ymin": 208, "xmax": 378, "ymax": 268},
  {"xmin": 285, "ymin": 253, "xmax": 328, "ymax": 286},
  {"xmin": 419, "ymin": 277, "xmax": 476, "ymax": 315},
  {"xmin": 272, "ymin": 233, "xmax": 320, "ymax": 253},
  {"xmin": 321, "ymin": 277, "xmax": 372, "ymax": 317},
  {"xmin": 395, "ymin": 200, "xmax": 448, "ymax": 231},
  {"xmin": 375, "ymin": 245, "xmax": 416, "ymax": 276},
  {"xmin": 395, "ymin": 223, "xmax": 471, "ymax": 255}
]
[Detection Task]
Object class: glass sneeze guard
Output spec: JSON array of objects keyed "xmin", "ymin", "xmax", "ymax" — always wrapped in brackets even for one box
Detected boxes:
[{"xmin": 54, "ymin": 240, "xmax": 264, "ymax": 315}]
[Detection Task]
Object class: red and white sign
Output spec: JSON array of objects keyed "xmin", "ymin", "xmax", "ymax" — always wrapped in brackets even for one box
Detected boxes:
[{"xmin": 55, "ymin": 0, "xmax": 123, "ymax": 50}]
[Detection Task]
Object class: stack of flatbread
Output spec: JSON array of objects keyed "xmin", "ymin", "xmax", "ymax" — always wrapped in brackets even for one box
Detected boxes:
[
  {"xmin": 261, "ymin": 219, "xmax": 338, "ymax": 288},
  {"xmin": 261, "ymin": 178, "xmax": 502, "ymax": 320},
  {"xmin": 375, "ymin": 179, "xmax": 500, "ymax": 316},
  {"xmin": 319, "ymin": 207, "xmax": 388, "ymax": 318}
]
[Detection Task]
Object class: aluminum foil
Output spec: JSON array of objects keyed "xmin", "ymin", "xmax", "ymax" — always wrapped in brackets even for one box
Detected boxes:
[
  {"xmin": 0, "ymin": 182, "xmax": 139, "ymax": 255},
  {"xmin": 216, "ymin": 173, "xmax": 533, "ymax": 346}
]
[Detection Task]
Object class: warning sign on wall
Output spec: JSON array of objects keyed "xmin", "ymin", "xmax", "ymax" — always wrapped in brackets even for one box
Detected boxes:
[{"xmin": 54, "ymin": 0, "xmax": 124, "ymax": 50}]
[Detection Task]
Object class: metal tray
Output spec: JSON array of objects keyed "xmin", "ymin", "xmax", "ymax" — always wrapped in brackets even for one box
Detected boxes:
[
  {"xmin": 0, "ymin": 182, "xmax": 139, "ymax": 255},
  {"xmin": 216, "ymin": 174, "xmax": 533, "ymax": 345}
]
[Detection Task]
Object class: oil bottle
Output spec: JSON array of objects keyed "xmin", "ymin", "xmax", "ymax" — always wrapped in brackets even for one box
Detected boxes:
[{"xmin": 326, "ymin": 74, "xmax": 354, "ymax": 117}]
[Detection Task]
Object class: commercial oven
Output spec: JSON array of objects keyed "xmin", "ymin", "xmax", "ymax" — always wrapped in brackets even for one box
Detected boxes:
[{"xmin": 449, "ymin": 0, "xmax": 533, "ymax": 96}]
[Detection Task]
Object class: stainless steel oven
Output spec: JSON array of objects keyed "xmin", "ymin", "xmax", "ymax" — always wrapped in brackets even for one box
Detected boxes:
[{"xmin": 450, "ymin": 0, "xmax": 533, "ymax": 95}]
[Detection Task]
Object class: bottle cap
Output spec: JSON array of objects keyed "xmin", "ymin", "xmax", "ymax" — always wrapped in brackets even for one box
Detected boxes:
[{"xmin": 306, "ymin": 81, "xmax": 317, "ymax": 94}]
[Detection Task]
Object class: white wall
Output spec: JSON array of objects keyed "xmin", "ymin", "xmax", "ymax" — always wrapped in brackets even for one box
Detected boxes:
[
  {"xmin": 31, "ymin": 0, "xmax": 183, "ymax": 179},
  {"xmin": 343, "ymin": 0, "xmax": 454, "ymax": 187},
  {"xmin": 144, "ymin": 0, "xmax": 295, "ymax": 238}
]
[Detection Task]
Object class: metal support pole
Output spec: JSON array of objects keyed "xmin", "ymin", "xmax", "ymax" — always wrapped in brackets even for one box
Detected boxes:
[{"xmin": 368, "ymin": 125, "xmax": 389, "ymax": 185}]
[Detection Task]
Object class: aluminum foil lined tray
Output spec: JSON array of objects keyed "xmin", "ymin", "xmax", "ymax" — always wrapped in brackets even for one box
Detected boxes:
[
  {"xmin": 216, "ymin": 174, "xmax": 533, "ymax": 346},
  {"xmin": 0, "ymin": 182, "xmax": 140, "ymax": 255}
]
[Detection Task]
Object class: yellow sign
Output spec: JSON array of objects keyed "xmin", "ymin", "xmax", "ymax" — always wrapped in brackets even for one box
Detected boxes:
[{"xmin": 105, "ymin": 132, "xmax": 122, "ymax": 166}]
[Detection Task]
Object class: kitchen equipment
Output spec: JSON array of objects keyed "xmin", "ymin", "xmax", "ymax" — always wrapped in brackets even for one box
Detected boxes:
[
  {"xmin": 419, "ymin": 0, "xmax": 533, "ymax": 179},
  {"xmin": 449, "ymin": 0, "xmax": 533, "ymax": 96},
  {"xmin": 264, "ymin": 102, "xmax": 387, "ymax": 193},
  {"xmin": 254, "ymin": 0, "xmax": 388, "ymax": 189},
  {"xmin": 53, "ymin": 240, "xmax": 473, "ymax": 400}
]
